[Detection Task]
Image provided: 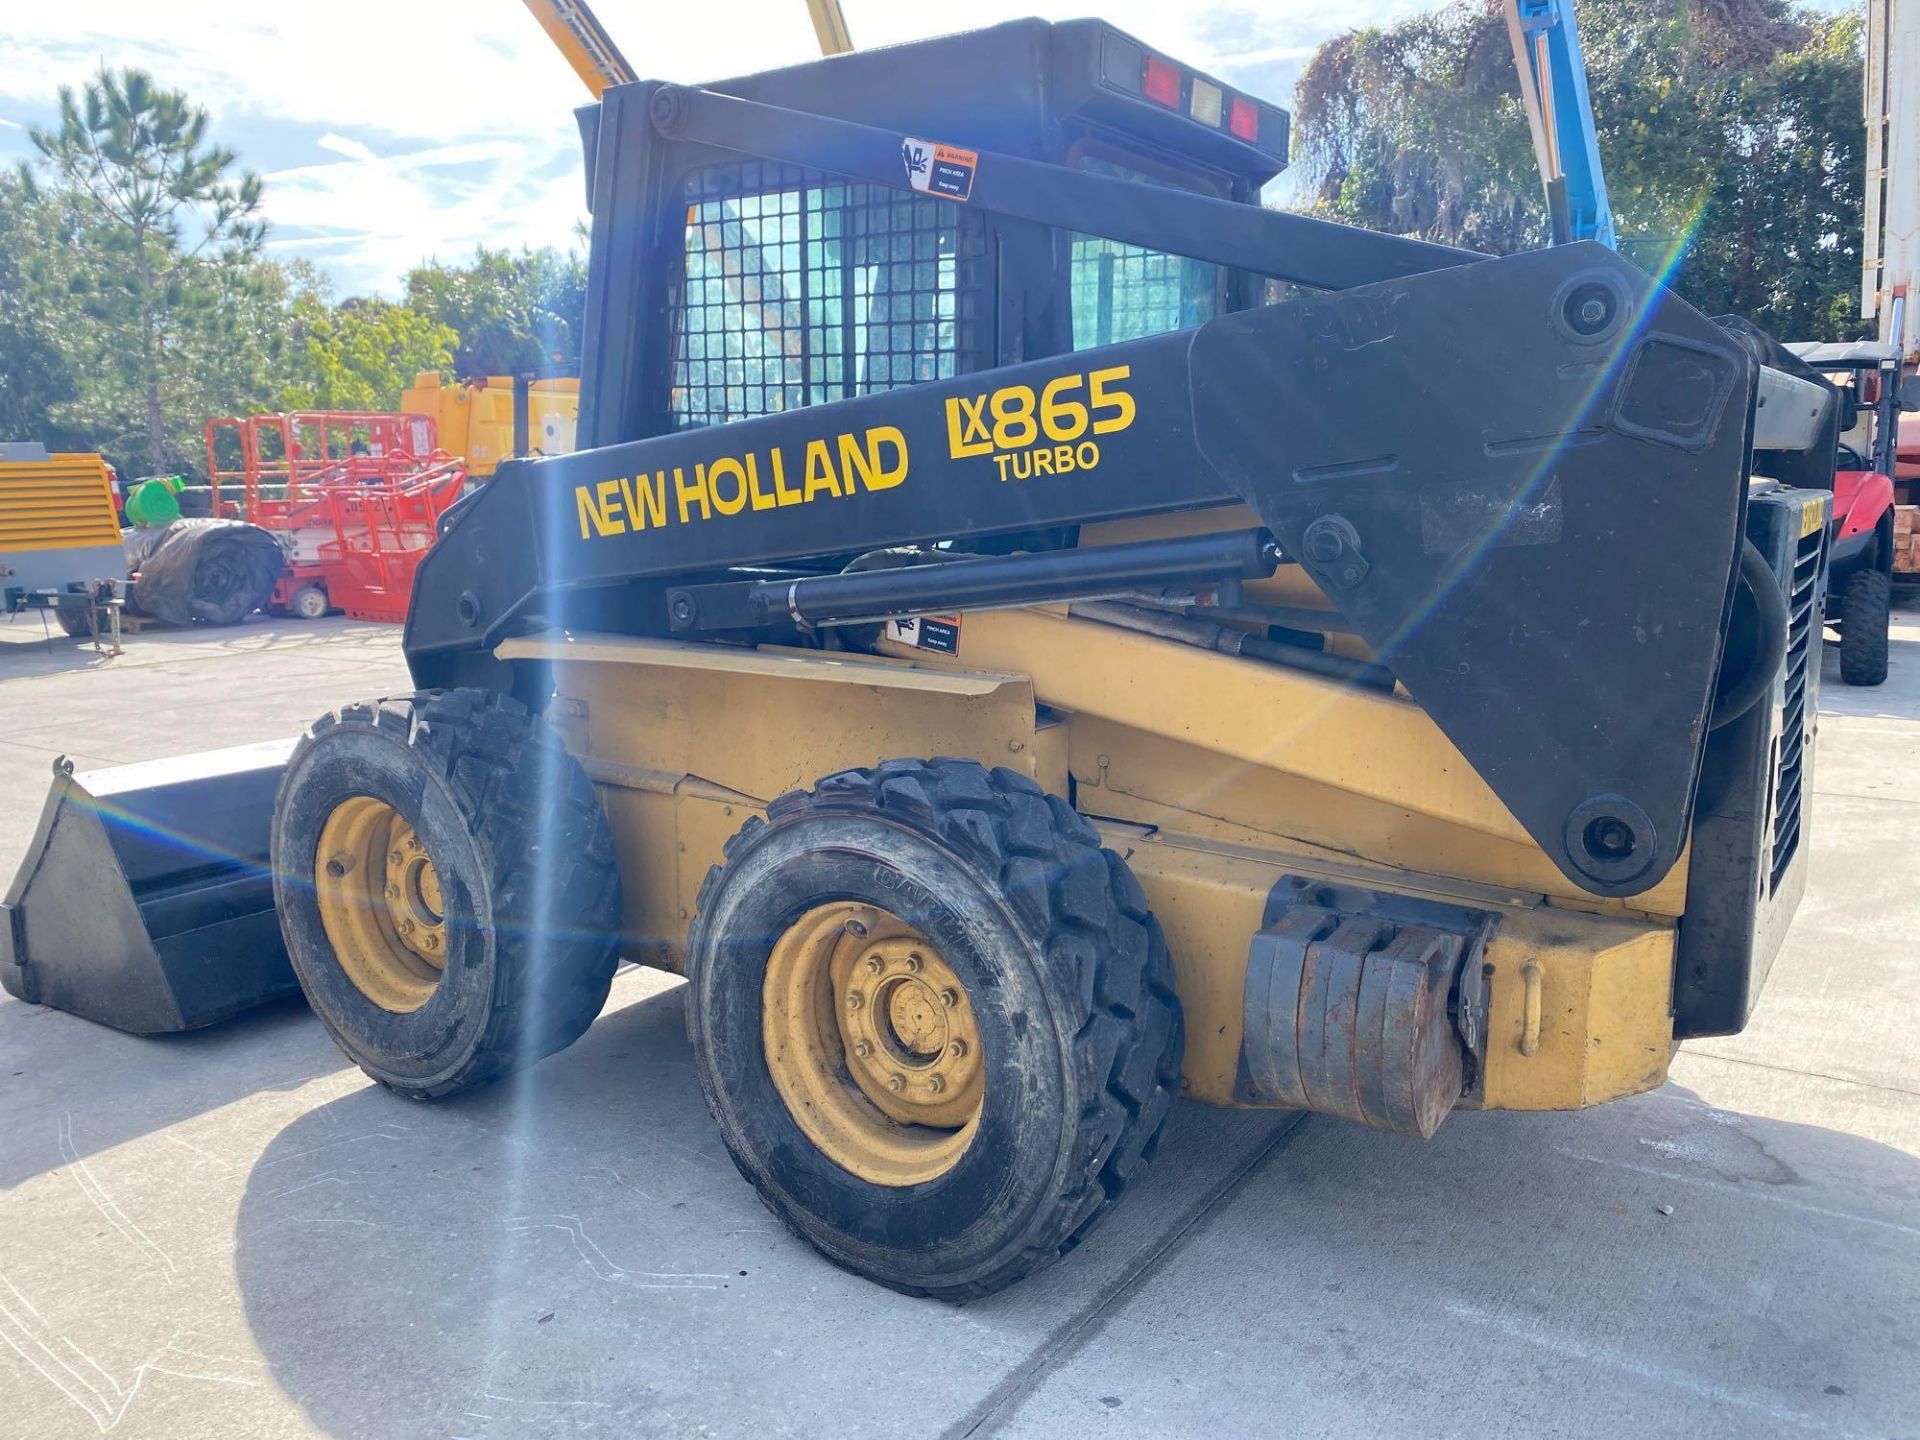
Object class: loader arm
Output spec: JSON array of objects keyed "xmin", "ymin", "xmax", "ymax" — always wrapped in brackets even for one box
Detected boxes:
[{"xmin": 406, "ymin": 86, "xmax": 1760, "ymax": 900}]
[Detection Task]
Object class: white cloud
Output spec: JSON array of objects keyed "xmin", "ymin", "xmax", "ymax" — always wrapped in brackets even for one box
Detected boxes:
[
  {"xmin": 0, "ymin": 1, "xmax": 1435, "ymax": 293},
  {"xmin": 314, "ymin": 132, "xmax": 377, "ymax": 165}
]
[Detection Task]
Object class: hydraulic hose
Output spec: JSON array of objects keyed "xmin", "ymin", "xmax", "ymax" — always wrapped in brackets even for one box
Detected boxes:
[{"xmin": 1709, "ymin": 539, "xmax": 1789, "ymax": 732}]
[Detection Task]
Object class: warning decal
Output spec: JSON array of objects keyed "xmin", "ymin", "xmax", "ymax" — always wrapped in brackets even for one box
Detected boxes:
[
  {"xmin": 890, "ymin": 614, "xmax": 962, "ymax": 655},
  {"xmin": 901, "ymin": 138, "xmax": 978, "ymax": 202}
]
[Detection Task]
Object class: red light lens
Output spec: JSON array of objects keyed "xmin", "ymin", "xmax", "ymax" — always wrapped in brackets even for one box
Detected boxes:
[
  {"xmin": 1229, "ymin": 96, "xmax": 1259, "ymax": 141},
  {"xmin": 1143, "ymin": 55, "xmax": 1181, "ymax": 108}
]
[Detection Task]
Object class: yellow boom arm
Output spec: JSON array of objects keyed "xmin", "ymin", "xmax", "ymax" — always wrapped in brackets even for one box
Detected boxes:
[
  {"xmin": 521, "ymin": 0, "xmax": 854, "ymax": 98},
  {"xmin": 520, "ymin": 0, "xmax": 636, "ymax": 99}
]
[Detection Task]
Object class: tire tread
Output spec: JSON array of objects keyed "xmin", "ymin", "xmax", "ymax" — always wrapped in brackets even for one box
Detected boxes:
[
  {"xmin": 690, "ymin": 757, "xmax": 1183, "ymax": 1301},
  {"xmin": 282, "ymin": 688, "xmax": 620, "ymax": 1099}
]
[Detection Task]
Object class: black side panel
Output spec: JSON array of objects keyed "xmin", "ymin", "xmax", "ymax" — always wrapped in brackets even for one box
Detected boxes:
[
  {"xmin": 1189, "ymin": 243, "xmax": 1756, "ymax": 898},
  {"xmin": 577, "ymin": 82, "xmax": 673, "ymax": 451},
  {"xmin": 1674, "ymin": 487, "xmax": 1828, "ymax": 1038}
]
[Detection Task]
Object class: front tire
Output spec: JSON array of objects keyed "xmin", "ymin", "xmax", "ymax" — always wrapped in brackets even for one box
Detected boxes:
[
  {"xmin": 271, "ymin": 688, "xmax": 621, "ymax": 1098},
  {"xmin": 289, "ymin": 583, "xmax": 329, "ymax": 620},
  {"xmin": 685, "ymin": 758, "xmax": 1183, "ymax": 1299},
  {"xmin": 1839, "ymin": 567, "xmax": 1891, "ymax": 686}
]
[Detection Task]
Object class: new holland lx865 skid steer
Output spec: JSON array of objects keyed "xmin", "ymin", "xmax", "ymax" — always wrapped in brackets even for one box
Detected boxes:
[{"xmin": 3, "ymin": 20, "xmax": 1844, "ymax": 1298}]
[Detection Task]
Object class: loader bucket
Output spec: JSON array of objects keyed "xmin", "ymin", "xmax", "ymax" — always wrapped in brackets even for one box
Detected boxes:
[{"xmin": 0, "ymin": 741, "xmax": 299, "ymax": 1034}]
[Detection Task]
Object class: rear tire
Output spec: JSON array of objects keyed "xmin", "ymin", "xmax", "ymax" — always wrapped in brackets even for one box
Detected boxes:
[
  {"xmin": 289, "ymin": 583, "xmax": 329, "ymax": 620},
  {"xmin": 1839, "ymin": 567, "xmax": 1891, "ymax": 686},
  {"xmin": 271, "ymin": 688, "xmax": 621, "ymax": 1098},
  {"xmin": 685, "ymin": 758, "xmax": 1183, "ymax": 1299},
  {"xmin": 53, "ymin": 600, "xmax": 93, "ymax": 639}
]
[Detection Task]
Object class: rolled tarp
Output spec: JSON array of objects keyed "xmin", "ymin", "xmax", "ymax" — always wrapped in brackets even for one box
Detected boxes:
[{"xmin": 124, "ymin": 517, "xmax": 285, "ymax": 626}]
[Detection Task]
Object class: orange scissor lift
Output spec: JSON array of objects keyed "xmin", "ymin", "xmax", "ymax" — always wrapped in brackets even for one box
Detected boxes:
[{"xmin": 203, "ymin": 411, "xmax": 469, "ymax": 622}]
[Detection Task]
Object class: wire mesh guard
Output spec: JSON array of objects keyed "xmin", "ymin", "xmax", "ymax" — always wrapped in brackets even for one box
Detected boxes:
[
  {"xmin": 1069, "ymin": 236, "xmax": 1219, "ymax": 350},
  {"xmin": 1068, "ymin": 156, "xmax": 1219, "ymax": 351},
  {"xmin": 671, "ymin": 162, "xmax": 985, "ymax": 428}
]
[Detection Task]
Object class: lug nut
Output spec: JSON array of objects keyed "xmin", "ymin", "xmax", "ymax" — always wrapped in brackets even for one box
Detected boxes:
[
  {"xmin": 424, "ymin": 932, "xmax": 440, "ymax": 950},
  {"xmin": 846, "ymin": 991, "xmax": 864, "ymax": 1012},
  {"xmin": 939, "ymin": 988, "xmax": 959, "ymax": 1009},
  {"xmin": 887, "ymin": 1073, "xmax": 906, "ymax": 1093},
  {"xmin": 390, "ymin": 850, "xmax": 404, "ymax": 865},
  {"xmin": 407, "ymin": 835, "xmax": 422, "ymax": 853},
  {"xmin": 854, "ymin": 1040, "xmax": 873, "ymax": 1059},
  {"xmin": 903, "ymin": 953, "xmax": 923, "ymax": 974},
  {"xmin": 926, "ymin": 1075, "xmax": 946, "ymax": 1095},
  {"xmin": 947, "ymin": 1039, "xmax": 968, "ymax": 1059},
  {"xmin": 384, "ymin": 884, "xmax": 399, "ymax": 900},
  {"xmin": 400, "ymin": 918, "xmax": 416, "ymax": 934},
  {"xmin": 864, "ymin": 954, "xmax": 884, "ymax": 975}
]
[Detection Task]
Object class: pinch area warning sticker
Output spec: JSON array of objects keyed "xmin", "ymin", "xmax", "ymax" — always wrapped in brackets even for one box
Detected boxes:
[
  {"xmin": 901, "ymin": 138, "xmax": 978, "ymax": 202},
  {"xmin": 890, "ymin": 614, "xmax": 962, "ymax": 655}
]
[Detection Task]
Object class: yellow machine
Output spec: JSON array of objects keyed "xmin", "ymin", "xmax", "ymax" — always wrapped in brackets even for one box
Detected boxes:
[
  {"xmin": 0, "ymin": 444, "xmax": 124, "ymax": 618},
  {"xmin": 0, "ymin": 12, "xmax": 1842, "ymax": 1304},
  {"xmin": 400, "ymin": 372, "xmax": 580, "ymax": 478}
]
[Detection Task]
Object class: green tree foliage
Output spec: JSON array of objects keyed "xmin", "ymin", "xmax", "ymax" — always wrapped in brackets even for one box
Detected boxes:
[
  {"xmin": 1292, "ymin": 0, "xmax": 1868, "ymax": 339},
  {"xmin": 280, "ymin": 267, "xmax": 457, "ymax": 412},
  {"xmin": 403, "ymin": 247, "xmax": 587, "ymax": 378},
  {"xmin": 0, "ymin": 172, "xmax": 78, "ymax": 444},
  {"xmin": 24, "ymin": 66, "xmax": 268, "ymax": 473}
]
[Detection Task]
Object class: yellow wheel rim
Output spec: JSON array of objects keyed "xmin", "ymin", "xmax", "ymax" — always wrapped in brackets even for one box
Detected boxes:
[
  {"xmin": 763, "ymin": 902, "xmax": 984, "ymax": 1187},
  {"xmin": 313, "ymin": 797, "xmax": 449, "ymax": 1013}
]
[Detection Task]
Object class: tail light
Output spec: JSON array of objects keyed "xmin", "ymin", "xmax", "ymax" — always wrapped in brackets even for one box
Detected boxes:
[
  {"xmin": 1229, "ymin": 96, "xmax": 1259, "ymax": 142},
  {"xmin": 1143, "ymin": 54, "xmax": 1181, "ymax": 109}
]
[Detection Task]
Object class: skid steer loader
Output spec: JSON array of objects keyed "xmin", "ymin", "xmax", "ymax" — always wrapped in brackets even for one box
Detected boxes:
[{"xmin": 3, "ymin": 20, "xmax": 1840, "ymax": 1298}]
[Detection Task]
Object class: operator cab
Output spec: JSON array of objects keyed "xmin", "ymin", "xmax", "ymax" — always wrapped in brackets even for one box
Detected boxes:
[{"xmin": 574, "ymin": 19, "xmax": 1288, "ymax": 448}]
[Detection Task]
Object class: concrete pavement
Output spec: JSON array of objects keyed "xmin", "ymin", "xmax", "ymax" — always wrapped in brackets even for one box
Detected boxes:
[{"xmin": 1, "ymin": 609, "xmax": 1916, "ymax": 1438}]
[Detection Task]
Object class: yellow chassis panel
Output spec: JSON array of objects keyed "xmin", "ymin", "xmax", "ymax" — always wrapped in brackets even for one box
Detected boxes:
[{"xmin": 499, "ymin": 614, "xmax": 1678, "ymax": 1115}]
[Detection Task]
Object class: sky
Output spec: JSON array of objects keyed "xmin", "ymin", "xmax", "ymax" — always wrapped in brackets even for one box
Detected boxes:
[{"xmin": 0, "ymin": 0, "xmax": 1448, "ymax": 296}]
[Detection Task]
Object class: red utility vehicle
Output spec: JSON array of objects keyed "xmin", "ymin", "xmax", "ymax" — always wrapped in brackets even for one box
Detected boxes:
[
  {"xmin": 203, "ymin": 411, "xmax": 468, "ymax": 623},
  {"xmin": 1786, "ymin": 341, "xmax": 1915, "ymax": 686}
]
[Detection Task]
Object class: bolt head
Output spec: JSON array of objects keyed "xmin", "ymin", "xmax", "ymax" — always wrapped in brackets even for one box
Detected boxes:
[
  {"xmin": 939, "ymin": 988, "xmax": 959, "ymax": 1009},
  {"xmin": 926, "ymin": 1075, "xmax": 946, "ymax": 1095},
  {"xmin": 887, "ymin": 1073, "xmax": 906, "ymax": 1093},
  {"xmin": 864, "ymin": 955, "xmax": 884, "ymax": 975},
  {"xmin": 424, "ymin": 932, "xmax": 440, "ymax": 950},
  {"xmin": 407, "ymin": 835, "xmax": 422, "ymax": 853},
  {"xmin": 903, "ymin": 953, "xmax": 924, "ymax": 974},
  {"xmin": 947, "ymin": 1038, "xmax": 968, "ymax": 1059},
  {"xmin": 400, "ymin": 918, "xmax": 415, "ymax": 934},
  {"xmin": 389, "ymin": 850, "xmax": 404, "ymax": 865},
  {"xmin": 384, "ymin": 884, "xmax": 399, "ymax": 900},
  {"xmin": 853, "ymin": 1040, "xmax": 873, "ymax": 1059},
  {"xmin": 846, "ymin": 991, "xmax": 864, "ymax": 1012}
]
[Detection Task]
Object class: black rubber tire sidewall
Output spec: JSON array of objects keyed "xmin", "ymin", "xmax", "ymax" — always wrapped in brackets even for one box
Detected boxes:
[
  {"xmin": 1840, "ymin": 567, "xmax": 1891, "ymax": 687},
  {"xmin": 688, "ymin": 810, "xmax": 1081, "ymax": 1292},
  {"xmin": 272, "ymin": 718, "xmax": 503, "ymax": 1091}
]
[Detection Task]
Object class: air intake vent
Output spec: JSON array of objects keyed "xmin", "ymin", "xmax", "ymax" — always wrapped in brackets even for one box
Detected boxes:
[
  {"xmin": 1768, "ymin": 524, "xmax": 1822, "ymax": 893},
  {"xmin": 0, "ymin": 457, "xmax": 120, "ymax": 553}
]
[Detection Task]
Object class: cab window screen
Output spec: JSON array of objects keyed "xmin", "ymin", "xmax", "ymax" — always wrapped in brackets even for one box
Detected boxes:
[
  {"xmin": 670, "ymin": 162, "xmax": 984, "ymax": 429},
  {"xmin": 1070, "ymin": 155, "xmax": 1220, "ymax": 350}
]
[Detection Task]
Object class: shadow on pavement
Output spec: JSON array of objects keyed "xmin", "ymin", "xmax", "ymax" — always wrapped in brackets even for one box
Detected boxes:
[
  {"xmin": 0, "ymin": 994, "xmax": 338, "ymax": 1190},
  {"xmin": 222, "ymin": 982, "xmax": 1920, "ymax": 1439}
]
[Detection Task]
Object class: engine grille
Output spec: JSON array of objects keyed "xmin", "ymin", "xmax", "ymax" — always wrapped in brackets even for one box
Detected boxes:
[
  {"xmin": 0, "ymin": 457, "xmax": 119, "ymax": 554},
  {"xmin": 1769, "ymin": 523, "xmax": 1822, "ymax": 893}
]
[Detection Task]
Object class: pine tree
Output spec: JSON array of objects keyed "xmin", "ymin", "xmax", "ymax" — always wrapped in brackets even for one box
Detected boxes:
[{"xmin": 26, "ymin": 66, "xmax": 265, "ymax": 473}]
